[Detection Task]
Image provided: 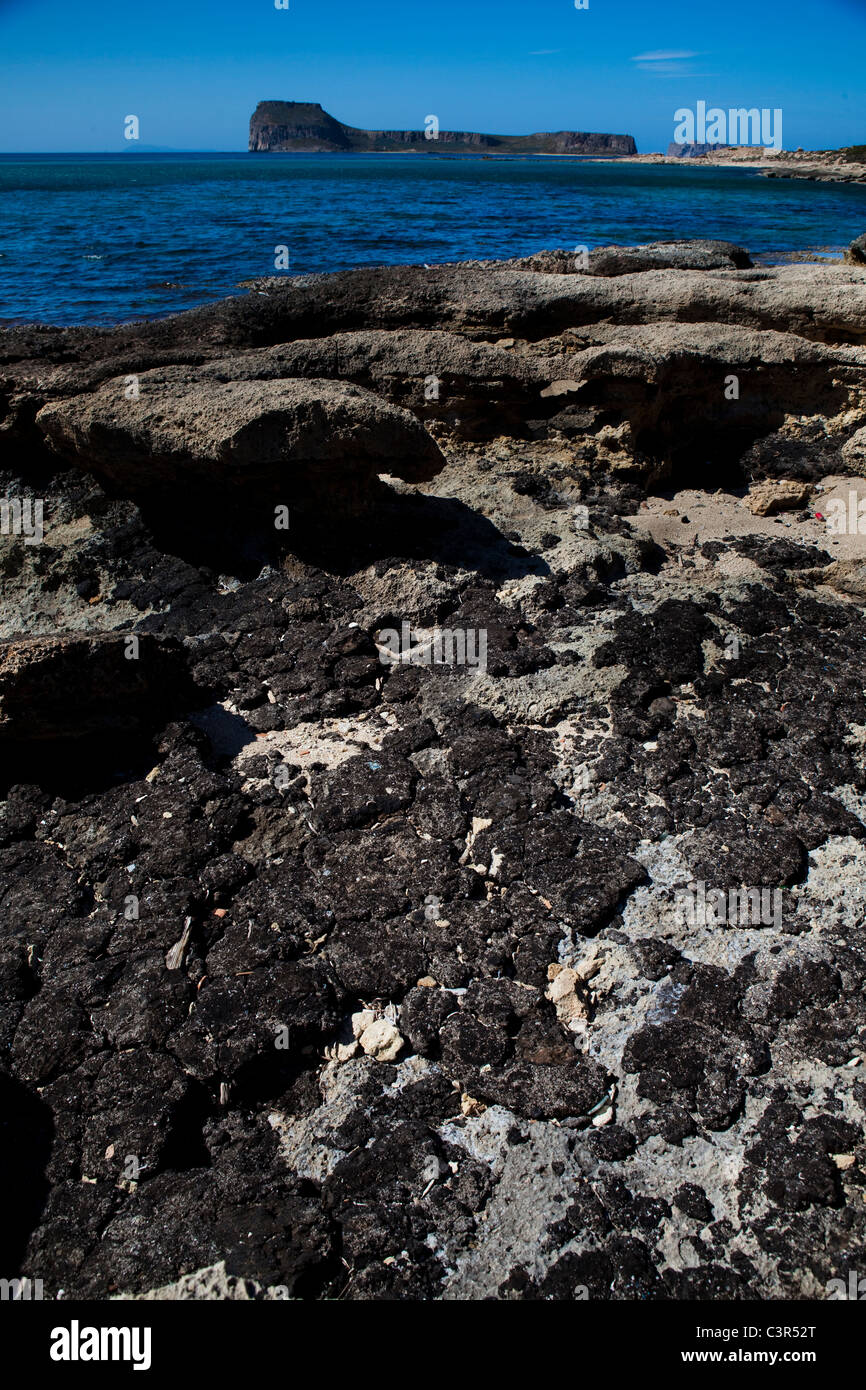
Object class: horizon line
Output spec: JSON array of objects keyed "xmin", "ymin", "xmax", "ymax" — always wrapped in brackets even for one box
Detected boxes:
[{"xmin": 0, "ymin": 143, "xmax": 854, "ymax": 156}]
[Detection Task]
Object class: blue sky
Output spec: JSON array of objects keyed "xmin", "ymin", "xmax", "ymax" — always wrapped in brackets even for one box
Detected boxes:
[{"xmin": 0, "ymin": 0, "xmax": 864, "ymax": 152}]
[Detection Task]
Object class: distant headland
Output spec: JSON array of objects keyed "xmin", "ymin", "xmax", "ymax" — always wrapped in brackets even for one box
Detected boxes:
[{"xmin": 248, "ymin": 101, "xmax": 637, "ymax": 156}]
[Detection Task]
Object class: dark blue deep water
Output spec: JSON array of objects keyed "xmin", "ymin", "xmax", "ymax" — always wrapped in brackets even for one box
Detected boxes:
[{"xmin": 2, "ymin": 152, "xmax": 865, "ymax": 326}]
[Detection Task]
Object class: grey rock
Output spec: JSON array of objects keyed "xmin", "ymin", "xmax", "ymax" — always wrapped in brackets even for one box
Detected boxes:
[
  {"xmin": 666, "ymin": 142, "xmax": 734, "ymax": 158},
  {"xmin": 504, "ymin": 239, "xmax": 752, "ymax": 275},
  {"xmin": 37, "ymin": 375, "xmax": 445, "ymax": 498}
]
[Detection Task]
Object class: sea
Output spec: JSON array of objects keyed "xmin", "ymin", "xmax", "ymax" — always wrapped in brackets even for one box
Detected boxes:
[{"xmin": 1, "ymin": 151, "xmax": 865, "ymax": 327}]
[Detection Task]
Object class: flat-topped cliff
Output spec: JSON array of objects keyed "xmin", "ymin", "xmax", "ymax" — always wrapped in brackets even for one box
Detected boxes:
[{"xmin": 249, "ymin": 100, "xmax": 636, "ymax": 155}]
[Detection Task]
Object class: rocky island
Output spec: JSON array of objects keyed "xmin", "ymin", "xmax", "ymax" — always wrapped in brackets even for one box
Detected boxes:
[
  {"xmin": 2, "ymin": 238, "xmax": 866, "ymax": 1302},
  {"xmin": 249, "ymin": 100, "xmax": 637, "ymax": 156}
]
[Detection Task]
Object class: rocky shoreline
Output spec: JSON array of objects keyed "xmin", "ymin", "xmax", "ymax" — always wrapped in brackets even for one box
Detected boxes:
[
  {"xmin": 2, "ymin": 239, "xmax": 866, "ymax": 1300},
  {"xmin": 620, "ymin": 147, "xmax": 866, "ymax": 184}
]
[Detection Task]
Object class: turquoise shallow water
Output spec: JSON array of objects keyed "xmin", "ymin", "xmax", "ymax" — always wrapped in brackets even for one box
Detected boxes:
[{"xmin": 1, "ymin": 152, "xmax": 865, "ymax": 325}]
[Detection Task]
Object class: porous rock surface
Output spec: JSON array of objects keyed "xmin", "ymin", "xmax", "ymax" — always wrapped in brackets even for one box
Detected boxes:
[
  {"xmin": 37, "ymin": 376, "xmax": 444, "ymax": 500},
  {"xmin": 1, "ymin": 242, "xmax": 866, "ymax": 1301}
]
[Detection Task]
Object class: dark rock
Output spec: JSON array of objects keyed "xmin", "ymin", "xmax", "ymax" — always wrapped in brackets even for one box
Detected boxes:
[
  {"xmin": 845, "ymin": 232, "xmax": 866, "ymax": 265},
  {"xmin": 0, "ymin": 633, "xmax": 200, "ymax": 743}
]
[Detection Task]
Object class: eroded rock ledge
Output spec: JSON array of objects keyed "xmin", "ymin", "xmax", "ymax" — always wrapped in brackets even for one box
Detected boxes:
[{"xmin": 1, "ymin": 239, "xmax": 866, "ymax": 1302}]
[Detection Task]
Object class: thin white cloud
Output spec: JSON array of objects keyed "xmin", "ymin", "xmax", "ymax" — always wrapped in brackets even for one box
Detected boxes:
[
  {"xmin": 631, "ymin": 50, "xmax": 708, "ymax": 75},
  {"xmin": 631, "ymin": 50, "xmax": 699, "ymax": 62},
  {"xmin": 529, "ymin": 49, "xmax": 561, "ymax": 55}
]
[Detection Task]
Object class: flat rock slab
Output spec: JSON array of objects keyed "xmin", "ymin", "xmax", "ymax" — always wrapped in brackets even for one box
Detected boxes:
[
  {"xmin": 502, "ymin": 238, "xmax": 753, "ymax": 275},
  {"xmin": 37, "ymin": 375, "xmax": 445, "ymax": 496}
]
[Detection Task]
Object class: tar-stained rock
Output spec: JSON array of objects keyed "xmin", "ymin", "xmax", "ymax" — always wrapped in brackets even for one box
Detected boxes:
[
  {"xmin": 594, "ymin": 598, "xmax": 715, "ymax": 686},
  {"xmin": 469, "ymin": 1056, "xmax": 611, "ymax": 1121},
  {"xmin": 673, "ymin": 1183, "xmax": 715, "ymax": 1223}
]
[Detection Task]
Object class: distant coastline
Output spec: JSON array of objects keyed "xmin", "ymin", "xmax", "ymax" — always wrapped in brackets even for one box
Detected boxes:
[
  {"xmin": 615, "ymin": 145, "xmax": 866, "ymax": 185},
  {"xmin": 4, "ymin": 144, "xmax": 863, "ymax": 183}
]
